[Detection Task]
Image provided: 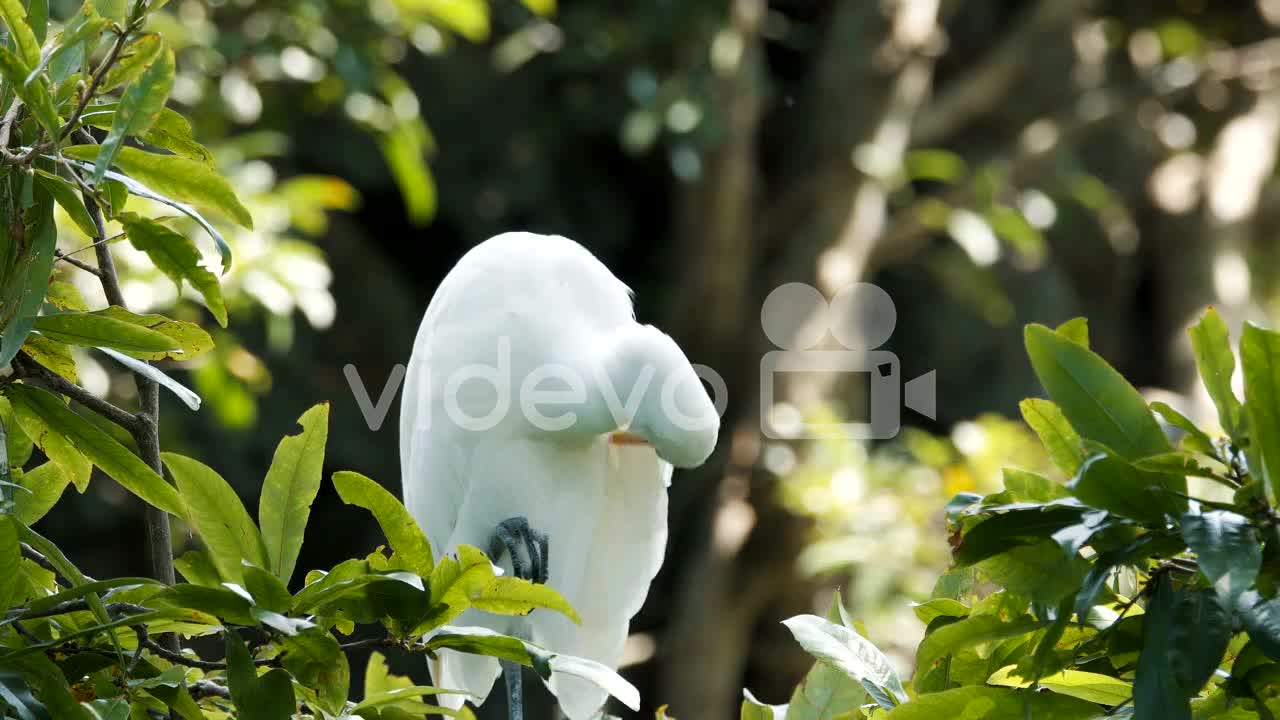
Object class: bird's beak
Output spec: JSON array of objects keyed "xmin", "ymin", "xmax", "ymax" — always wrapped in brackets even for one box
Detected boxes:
[{"xmin": 609, "ymin": 431, "xmax": 650, "ymax": 447}]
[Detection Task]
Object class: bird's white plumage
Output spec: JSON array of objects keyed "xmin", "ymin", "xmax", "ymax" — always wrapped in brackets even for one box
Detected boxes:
[{"xmin": 399, "ymin": 232, "xmax": 718, "ymax": 719}]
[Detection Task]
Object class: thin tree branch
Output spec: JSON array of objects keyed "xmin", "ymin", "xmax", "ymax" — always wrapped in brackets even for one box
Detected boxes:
[
  {"xmin": 53, "ymin": 249, "xmax": 103, "ymax": 277},
  {"xmin": 12, "ymin": 351, "xmax": 144, "ymax": 432},
  {"xmin": 19, "ymin": 542, "xmax": 63, "ymax": 578}
]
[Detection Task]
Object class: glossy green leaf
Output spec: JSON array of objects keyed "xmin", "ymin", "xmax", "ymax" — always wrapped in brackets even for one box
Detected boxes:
[
  {"xmin": 260, "ymin": 404, "xmax": 329, "ymax": 584},
  {"xmin": 7, "ymin": 379, "xmax": 91, "ymax": 491},
  {"xmin": 0, "ymin": 397, "xmax": 34, "ymax": 468},
  {"xmin": 784, "ymin": 660, "xmax": 868, "ymax": 719},
  {"xmin": 1134, "ymin": 575, "xmax": 1191, "ymax": 720},
  {"xmin": 1068, "ymin": 454, "xmax": 1179, "ymax": 524},
  {"xmin": 911, "ymin": 598, "xmax": 970, "ymax": 625},
  {"xmin": 1181, "ymin": 509, "xmax": 1260, "ymax": 611},
  {"xmin": 333, "ymin": 470, "xmax": 433, "ymax": 575},
  {"xmin": 1024, "ymin": 323, "xmax": 1173, "ymax": 460},
  {"xmin": 7, "ymin": 384, "xmax": 184, "ymax": 516},
  {"xmin": 1150, "ymin": 401, "xmax": 1216, "ymax": 456},
  {"xmin": 1242, "ymin": 322, "xmax": 1280, "ymax": 501},
  {"xmin": 33, "ymin": 311, "xmax": 179, "ymax": 353},
  {"xmin": 94, "ymin": 44, "xmax": 175, "ymax": 184},
  {"xmin": 1190, "ymin": 308, "xmax": 1245, "ymax": 440},
  {"xmin": 1019, "ymin": 398, "xmax": 1085, "ymax": 476},
  {"xmin": 120, "ymin": 213, "xmax": 226, "ymax": 327},
  {"xmin": 953, "ymin": 507, "xmax": 1085, "ymax": 566},
  {"xmin": 162, "ymin": 452, "xmax": 268, "ymax": 583},
  {"xmin": 1055, "ymin": 317, "xmax": 1089, "ymax": 347},
  {"xmin": 977, "ymin": 540, "xmax": 1086, "ymax": 607},
  {"xmin": 225, "ymin": 631, "xmax": 295, "ymax": 720},
  {"xmin": 1169, "ymin": 588, "xmax": 1230, "ymax": 698},
  {"xmin": 63, "ymin": 145, "xmax": 254, "ymax": 229},
  {"xmin": 84, "ymin": 106, "xmax": 214, "ymax": 165}
]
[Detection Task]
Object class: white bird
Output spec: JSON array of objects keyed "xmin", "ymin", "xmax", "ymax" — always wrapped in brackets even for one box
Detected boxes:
[{"xmin": 399, "ymin": 232, "xmax": 720, "ymax": 719}]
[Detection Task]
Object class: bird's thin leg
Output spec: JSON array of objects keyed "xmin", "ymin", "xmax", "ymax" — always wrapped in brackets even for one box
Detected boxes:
[
  {"xmin": 501, "ymin": 658, "xmax": 524, "ymax": 720},
  {"xmin": 489, "ymin": 516, "xmax": 551, "ymax": 720}
]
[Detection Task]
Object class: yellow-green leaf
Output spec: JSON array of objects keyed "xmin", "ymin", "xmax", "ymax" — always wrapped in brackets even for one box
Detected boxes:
[
  {"xmin": 0, "ymin": 0, "xmax": 42, "ymax": 68},
  {"xmin": 34, "ymin": 311, "xmax": 180, "ymax": 353},
  {"xmin": 20, "ymin": 332, "xmax": 77, "ymax": 382},
  {"xmin": 100, "ymin": 34, "xmax": 163, "ymax": 92},
  {"xmin": 89, "ymin": 306, "xmax": 214, "ymax": 361},
  {"xmin": 94, "ymin": 44, "xmax": 174, "ymax": 184},
  {"xmin": 120, "ymin": 213, "xmax": 226, "ymax": 327},
  {"xmin": 0, "ymin": 46, "xmax": 59, "ymax": 145},
  {"xmin": 333, "ymin": 470, "xmax": 433, "ymax": 576},
  {"xmin": 34, "ymin": 171, "xmax": 97, "ymax": 238},
  {"xmin": 7, "ymin": 383, "xmax": 185, "ymax": 516},
  {"xmin": 63, "ymin": 145, "xmax": 254, "ymax": 229},
  {"xmin": 259, "ymin": 404, "xmax": 329, "ymax": 584},
  {"xmin": 162, "ymin": 452, "xmax": 268, "ymax": 584},
  {"xmin": 12, "ymin": 461, "xmax": 70, "ymax": 525},
  {"xmin": 6, "ymin": 386, "xmax": 91, "ymax": 491}
]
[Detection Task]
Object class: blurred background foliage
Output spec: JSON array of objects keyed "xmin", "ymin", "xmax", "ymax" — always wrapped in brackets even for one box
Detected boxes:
[{"xmin": 36, "ymin": 0, "xmax": 1280, "ymax": 716}]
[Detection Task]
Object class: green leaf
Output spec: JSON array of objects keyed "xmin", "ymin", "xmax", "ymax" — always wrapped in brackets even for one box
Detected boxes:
[
  {"xmin": 1068, "ymin": 453, "xmax": 1178, "ymax": 524},
  {"xmin": 99, "ymin": 34, "xmax": 162, "ymax": 92},
  {"xmin": 7, "ymin": 384, "xmax": 185, "ymax": 516},
  {"xmin": 1150, "ymin": 402, "xmax": 1216, "ymax": 456},
  {"xmin": 1242, "ymin": 322, "xmax": 1280, "ymax": 502},
  {"xmin": 784, "ymin": 660, "xmax": 868, "ymax": 719},
  {"xmin": 782, "ymin": 614, "xmax": 908, "ymax": 704},
  {"xmin": 1024, "ymin": 323, "xmax": 1173, "ymax": 460},
  {"xmin": 1020, "ymin": 399, "xmax": 1086, "ymax": 477},
  {"xmin": 94, "ymin": 44, "xmax": 174, "ymax": 184},
  {"xmin": 379, "ymin": 115, "xmax": 436, "ymax": 226},
  {"xmin": 259, "ymin": 404, "xmax": 329, "ymax": 584},
  {"xmin": 162, "ymin": 452, "xmax": 267, "ymax": 583},
  {"xmin": 152, "ymin": 583, "xmax": 256, "ymax": 625},
  {"xmin": 0, "ymin": 191, "xmax": 55, "ymax": 367},
  {"xmin": 1190, "ymin": 308, "xmax": 1245, "ymax": 440},
  {"xmin": 0, "ymin": 0, "xmax": 42, "ymax": 68},
  {"xmin": 242, "ymin": 563, "xmax": 290, "ymax": 613},
  {"xmin": 332, "ymin": 471, "xmax": 433, "ymax": 575},
  {"xmin": 88, "ymin": 306, "xmax": 214, "ymax": 361},
  {"xmin": 0, "ymin": 397, "xmax": 33, "ymax": 468},
  {"xmin": 119, "ymin": 213, "xmax": 226, "ymax": 327},
  {"xmin": 20, "ymin": 332, "xmax": 78, "ymax": 382},
  {"xmin": 85, "ymin": 106, "xmax": 214, "ymax": 165},
  {"xmin": 224, "ymin": 631, "xmax": 295, "ymax": 720},
  {"xmin": 977, "ymin": 541, "xmax": 1086, "ymax": 606},
  {"xmin": 1055, "ymin": 317, "xmax": 1089, "ymax": 347},
  {"xmin": 1135, "ymin": 574, "xmax": 1191, "ymax": 720},
  {"xmin": 0, "ymin": 46, "xmax": 60, "ymax": 139},
  {"xmin": 953, "ymin": 507, "xmax": 1086, "ymax": 566},
  {"xmin": 36, "ymin": 2, "xmax": 106, "ymax": 85},
  {"xmin": 1169, "ymin": 588, "xmax": 1230, "ymax": 698},
  {"xmin": 11, "ymin": 461, "xmax": 69, "ymax": 524},
  {"xmin": 912, "ymin": 598, "xmax": 970, "ymax": 625},
  {"xmin": 986, "ymin": 666, "xmax": 1130, "ymax": 705},
  {"xmin": 33, "ymin": 170, "xmax": 97, "ymax": 238},
  {"xmin": 173, "ymin": 549, "xmax": 220, "ymax": 587},
  {"xmin": 912, "ymin": 613, "xmax": 1042, "ymax": 692},
  {"xmin": 63, "ymin": 145, "xmax": 254, "ymax": 229},
  {"xmin": 1181, "ymin": 509, "xmax": 1260, "ymax": 611},
  {"xmin": 9, "ymin": 654, "xmax": 92, "ymax": 720},
  {"xmin": 0, "ymin": 516, "xmax": 20, "ymax": 615},
  {"xmin": 880, "ymin": 686, "xmax": 1098, "ymax": 720},
  {"xmin": 280, "ymin": 629, "xmax": 348, "ymax": 716},
  {"xmin": 6, "ymin": 380, "xmax": 91, "ymax": 490},
  {"xmin": 33, "ymin": 311, "xmax": 180, "ymax": 353}
]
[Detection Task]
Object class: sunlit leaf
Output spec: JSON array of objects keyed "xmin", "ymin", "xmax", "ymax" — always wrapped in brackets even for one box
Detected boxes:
[
  {"xmin": 782, "ymin": 614, "xmax": 908, "ymax": 704},
  {"xmin": 94, "ymin": 44, "xmax": 175, "ymax": 184},
  {"xmin": 985, "ymin": 666, "xmax": 1130, "ymax": 705},
  {"xmin": 120, "ymin": 213, "xmax": 226, "ymax": 327},
  {"xmin": 162, "ymin": 452, "xmax": 268, "ymax": 583},
  {"xmin": 11, "ymin": 461, "xmax": 69, "ymax": 524},
  {"xmin": 332, "ymin": 470, "xmax": 433, "ymax": 576},
  {"xmin": 1190, "ymin": 308, "xmax": 1245, "ymax": 440},
  {"xmin": 1241, "ymin": 322, "xmax": 1280, "ymax": 501},
  {"xmin": 34, "ymin": 311, "xmax": 179, "ymax": 353},
  {"xmin": 259, "ymin": 404, "xmax": 329, "ymax": 584}
]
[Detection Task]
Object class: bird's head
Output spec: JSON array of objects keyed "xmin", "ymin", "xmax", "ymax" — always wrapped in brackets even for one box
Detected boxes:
[{"xmin": 601, "ymin": 324, "xmax": 720, "ymax": 468}]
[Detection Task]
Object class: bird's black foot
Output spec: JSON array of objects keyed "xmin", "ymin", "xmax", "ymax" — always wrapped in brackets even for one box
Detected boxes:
[{"xmin": 489, "ymin": 516, "xmax": 550, "ymax": 584}]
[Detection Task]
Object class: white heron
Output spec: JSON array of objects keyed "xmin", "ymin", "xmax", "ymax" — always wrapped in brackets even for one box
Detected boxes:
[{"xmin": 399, "ymin": 232, "xmax": 720, "ymax": 719}]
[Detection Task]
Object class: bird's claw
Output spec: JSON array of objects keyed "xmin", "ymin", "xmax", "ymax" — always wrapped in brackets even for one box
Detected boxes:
[{"xmin": 490, "ymin": 516, "xmax": 550, "ymax": 584}]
